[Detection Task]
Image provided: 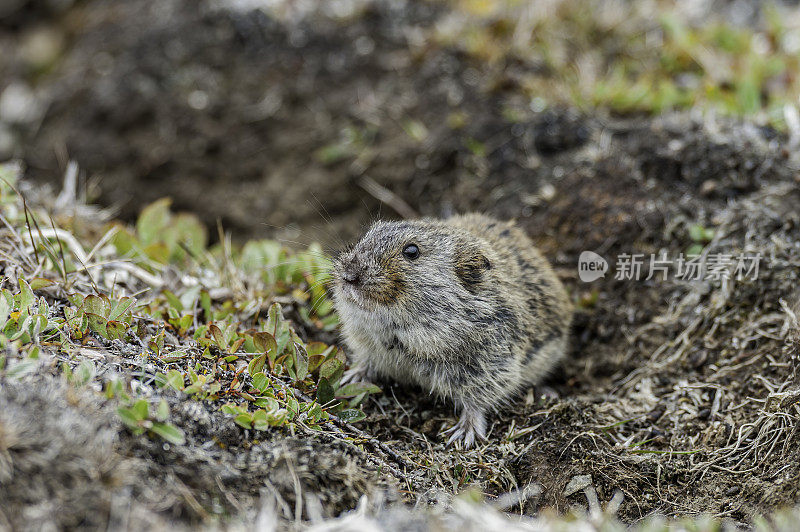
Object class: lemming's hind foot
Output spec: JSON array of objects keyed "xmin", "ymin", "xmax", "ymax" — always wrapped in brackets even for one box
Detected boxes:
[{"xmin": 443, "ymin": 406, "xmax": 487, "ymax": 449}]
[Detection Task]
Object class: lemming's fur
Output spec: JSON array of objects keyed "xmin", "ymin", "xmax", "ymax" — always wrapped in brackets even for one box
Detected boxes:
[{"xmin": 331, "ymin": 213, "xmax": 573, "ymax": 447}]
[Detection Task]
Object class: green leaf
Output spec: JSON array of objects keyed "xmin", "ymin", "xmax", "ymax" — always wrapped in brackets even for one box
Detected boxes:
[
  {"xmin": 338, "ymin": 409, "xmax": 367, "ymax": 423},
  {"xmin": 9, "ymin": 315, "xmax": 31, "ymax": 342},
  {"xmin": 118, "ymin": 407, "xmax": 142, "ymax": 430},
  {"xmin": 144, "ymin": 242, "xmax": 169, "ymax": 264},
  {"xmin": 105, "ymin": 378, "xmax": 126, "ymax": 400},
  {"xmin": 72, "ymin": 360, "xmax": 94, "ymax": 386},
  {"xmin": 286, "ymin": 397, "xmax": 299, "ymax": 418},
  {"xmin": 266, "ymin": 409, "xmax": 289, "ymax": 426},
  {"xmin": 67, "ymin": 292, "xmax": 84, "ymax": 307},
  {"xmin": 165, "ymin": 369, "xmax": 184, "ymax": 390},
  {"xmin": 209, "ymin": 324, "xmax": 225, "ymax": 349},
  {"xmin": 253, "ymin": 332, "xmax": 277, "ymax": 355},
  {"xmin": 251, "ymin": 372, "xmax": 269, "ymax": 393},
  {"xmin": 151, "ymin": 422, "xmax": 185, "ymax": 445},
  {"xmin": 306, "ymin": 343, "xmax": 334, "ymax": 372},
  {"xmin": 254, "ymin": 396, "xmax": 279, "ymax": 410},
  {"xmin": 221, "ymin": 403, "xmax": 245, "ymax": 415},
  {"xmin": 319, "ymin": 359, "xmax": 344, "ymax": 383},
  {"xmin": 183, "ymin": 382, "xmax": 202, "ymax": 395},
  {"xmin": 403, "ymin": 119, "xmax": 428, "ymax": 142},
  {"xmin": 83, "ymin": 294, "xmax": 107, "ymax": 317},
  {"xmin": 248, "ymin": 353, "xmax": 267, "ymax": 376},
  {"xmin": 252, "ymin": 418, "xmax": 270, "ymax": 431},
  {"xmin": 465, "ymin": 137, "xmax": 487, "ymax": 157},
  {"xmin": 251, "ymin": 409, "xmax": 268, "ymax": 423},
  {"xmin": 85, "ymin": 313, "xmax": 108, "ymax": 338},
  {"xmin": 35, "ymin": 296, "xmax": 48, "ymax": 317},
  {"xmin": 150, "ymin": 330, "xmax": 165, "ymax": 354},
  {"xmin": 266, "ymin": 303, "xmax": 282, "ymax": 335},
  {"xmin": 132, "ymin": 399, "xmax": 150, "ymax": 421},
  {"xmin": 228, "ymin": 337, "xmax": 245, "ymax": 355},
  {"xmin": 0, "ymin": 295, "xmax": 8, "ymax": 329},
  {"xmin": 336, "ymin": 382, "xmax": 382, "ymax": 398},
  {"xmin": 207, "ymin": 382, "xmax": 221, "ymax": 397},
  {"xmin": 29, "ymin": 278, "xmax": 55, "ymax": 290},
  {"xmin": 200, "ymin": 290, "xmax": 212, "ymax": 319},
  {"xmin": 307, "ymin": 402, "xmax": 327, "ymax": 423},
  {"xmin": 27, "ymin": 314, "xmax": 48, "ymax": 339},
  {"xmin": 6, "ymin": 359, "xmax": 37, "ymax": 379},
  {"xmin": 234, "ymin": 413, "xmax": 253, "ymax": 429},
  {"xmin": 172, "ymin": 213, "xmax": 208, "ymax": 258},
  {"xmin": 178, "ymin": 314, "xmax": 193, "ymax": 331},
  {"xmin": 306, "ymin": 342, "xmax": 333, "ymax": 357},
  {"xmin": 106, "ymin": 320, "xmax": 127, "ymax": 340},
  {"xmin": 18, "ymin": 278, "xmax": 35, "ymax": 312},
  {"xmin": 27, "ymin": 345, "xmax": 40, "ymax": 360},
  {"xmin": 686, "ymin": 243, "xmax": 704, "ymax": 257},
  {"xmin": 160, "ymin": 352, "xmax": 188, "ymax": 363},
  {"xmin": 316, "ymin": 377, "xmax": 335, "ymax": 405},
  {"xmin": 137, "ymin": 198, "xmax": 172, "ymax": 245},
  {"xmin": 108, "ymin": 297, "xmax": 136, "ymax": 321},
  {"xmin": 111, "ymin": 225, "xmax": 137, "ymax": 256},
  {"xmin": 293, "ymin": 343, "xmax": 309, "ymax": 381},
  {"xmin": 162, "ymin": 290, "xmax": 183, "ymax": 313},
  {"xmin": 155, "ymin": 399, "xmax": 169, "ymax": 421},
  {"xmin": 689, "ymin": 224, "xmax": 714, "ymax": 243}
]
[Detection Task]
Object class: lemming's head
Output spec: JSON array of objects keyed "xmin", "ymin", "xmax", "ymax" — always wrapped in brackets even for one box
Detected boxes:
[{"xmin": 331, "ymin": 219, "xmax": 492, "ymax": 313}]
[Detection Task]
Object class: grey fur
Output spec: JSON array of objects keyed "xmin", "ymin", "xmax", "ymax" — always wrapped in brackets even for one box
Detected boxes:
[{"xmin": 332, "ymin": 213, "xmax": 573, "ymax": 447}]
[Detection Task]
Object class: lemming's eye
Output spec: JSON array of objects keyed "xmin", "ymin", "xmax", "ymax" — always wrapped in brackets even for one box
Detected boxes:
[{"xmin": 402, "ymin": 243, "xmax": 420, "ymax": 260}]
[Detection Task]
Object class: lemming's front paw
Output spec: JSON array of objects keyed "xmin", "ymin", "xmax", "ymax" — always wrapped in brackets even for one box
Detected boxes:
[
  {"xmin": 340, "ymin": 364, "xmax": 376, "ymax": 385},
  {"xmin": 443, "ymin": 406, "xmax": 487, "ymax": 449}
]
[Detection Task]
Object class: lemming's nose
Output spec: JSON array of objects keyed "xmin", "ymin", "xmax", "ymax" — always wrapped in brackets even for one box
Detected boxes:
[{"xmin": 342, "ymin": 266, "xmax": 360, "ymax": 285}]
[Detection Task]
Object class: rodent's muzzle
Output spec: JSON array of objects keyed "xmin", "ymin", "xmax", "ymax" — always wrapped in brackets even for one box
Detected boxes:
[
  {"xmin": 339, "ymin": 257, "xmax": 365, "ymax": 287},
  {"xmin": 342, "ymin": 268, "xmax": 360, "ymax": 285}
]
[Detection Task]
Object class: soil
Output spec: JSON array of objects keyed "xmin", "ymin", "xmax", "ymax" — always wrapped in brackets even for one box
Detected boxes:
[{"xmin": 2, "ymin": 0, "xmax": 800, "ymax": 527}]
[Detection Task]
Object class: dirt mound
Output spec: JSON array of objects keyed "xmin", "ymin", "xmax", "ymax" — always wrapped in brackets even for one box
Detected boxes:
[{"xmin": 348, "ymin": 113, "xmax": 800, "ymax": 522}]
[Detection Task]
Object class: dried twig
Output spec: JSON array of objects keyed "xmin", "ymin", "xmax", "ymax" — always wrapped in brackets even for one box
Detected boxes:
[{"xmin": 357, "ymin": 176, "xmax": 418, "ymax": 220}]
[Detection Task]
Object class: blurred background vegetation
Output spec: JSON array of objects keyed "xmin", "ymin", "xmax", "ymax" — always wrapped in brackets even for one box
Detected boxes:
[
  {"xmin": 443, "ymin": 0, "xmax": 800, "ymax": 122},
  {"xmin": 2, "ymin": 0, "xmax": 800, "ymax": 245}
]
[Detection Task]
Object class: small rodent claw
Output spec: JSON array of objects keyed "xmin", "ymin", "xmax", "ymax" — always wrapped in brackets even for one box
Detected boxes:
[
  {"xmin": 444, "ymin": 408, "xmax": 487, "ymax": 449},
  {"xmin": 446, "ymin": 427, "xmax": 473, "ymax": 448},
  {"xmin": 341, "ymin": 366, "xmax": 372, "ymax": 385}
]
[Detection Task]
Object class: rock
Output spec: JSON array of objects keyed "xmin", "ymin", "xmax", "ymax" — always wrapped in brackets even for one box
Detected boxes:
[{"xmin": 564, "ymin": 474, "xmax": 592, "ymax": 497}]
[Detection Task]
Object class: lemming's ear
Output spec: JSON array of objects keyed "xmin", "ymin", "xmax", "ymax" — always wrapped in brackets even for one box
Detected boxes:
[{"xmin": 455, "ymin": 246, "xmax": 492, "ymax": 290}]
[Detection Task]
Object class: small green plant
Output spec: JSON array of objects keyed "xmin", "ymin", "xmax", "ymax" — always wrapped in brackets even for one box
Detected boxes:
[
  {"xmin": 208, "ymin": 302, "xmax": 380, "ymax": 430},
  {"xmin": 1, "ymin": 279, "xmax": 56, "ymax": 346},
  {"xmin": 239, "ymin": 243, "xmax": 337, "ymax": 330},
  {"xmin": 1, "ymin": 168, "xmax": 377, "ymax": 453},
  {"xmin": 687, "ymin": 223, "xmax": 715, "ymax": 256},
  {"xmin": 439, "ymin": 2, "xmax": 800, "ymax": 129},
  {"xmin": 221, "ymin": 402, "xmax": 291, "ymax": 430},
  {"xmin": 313, "ymin": 125, "xmax": 375, "ymax": 165},
  {"xmin": 183, "ymin": 370, "xmax": 223, "ymax": 400},
  {"xmin": 118, "ymin": 398, "xmax": 186, "ymax": 445},
  {"xmin": 64, "ymin": 293, "xmax": 136, "ymax": 340},
  {"xmin": 112, "ymin": 198, "xmax": 207, "ymax": 265},
  {"xmin": 63, "ymin": 359, "xmax": 95, "ymax": 387}
]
